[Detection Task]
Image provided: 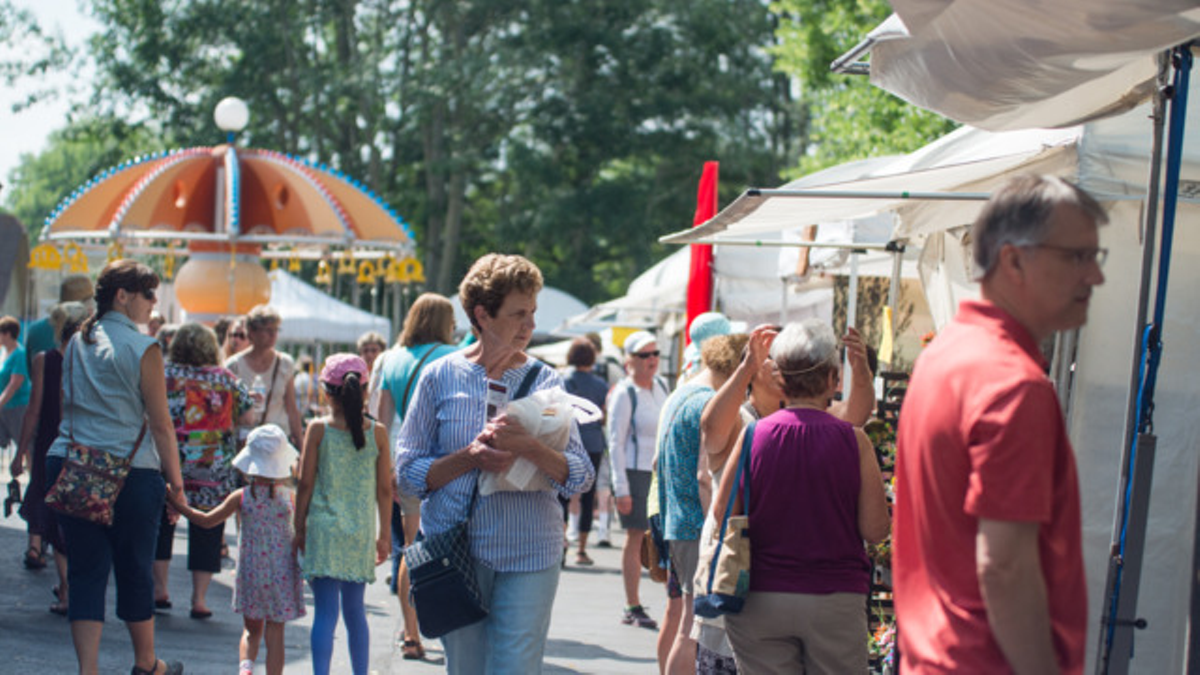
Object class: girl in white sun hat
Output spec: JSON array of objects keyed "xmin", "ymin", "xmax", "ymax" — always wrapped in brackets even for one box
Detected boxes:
[{"xmin": 169, "ymin": 423, "xmax": 305, "ymax": 675}]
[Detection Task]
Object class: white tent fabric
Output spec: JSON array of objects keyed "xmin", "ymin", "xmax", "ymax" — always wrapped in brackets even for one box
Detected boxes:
[
  {"xmin": 559, "ymin": 243, "xmax": 849, "ymax": 337},
  {"xmin": 268, "ymin": 269, "xmax": 391, "ymax": 344},
  {"xmin": 648, "ymin": 87, "xmax": 1200, "ymax": 672},
  {"xmin": 661, "ymin": 125, "xmax": 1081, "ymax": 245},
  {"xmin": 451, "ymin": 286, "xmax": 588, "ymax": 341},
  {"xmin": 864, "ymin": 0, "xmax": 1200, "ymax": 131}
]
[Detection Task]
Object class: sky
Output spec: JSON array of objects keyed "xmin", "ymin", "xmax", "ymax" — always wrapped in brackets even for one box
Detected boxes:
[{"xmin": 1, "ymin": 0, "xmax": 99, "ymax": 186}]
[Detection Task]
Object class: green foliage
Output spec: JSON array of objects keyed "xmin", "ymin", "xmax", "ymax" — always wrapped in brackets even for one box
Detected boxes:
[
  {"xmin": 7, "ymin": 0, "xmax": 801, "ymax": 306},
  {"xmin": 0, "ymin": 0, "xmax": 73, "ymax": 111},
  {"xmin": 770, "ymin": 0, "xmax": 957, "ymax": 176},
  {"xmin": 4, "ymin": 118, "xmax": 160, "ymax": 243}
]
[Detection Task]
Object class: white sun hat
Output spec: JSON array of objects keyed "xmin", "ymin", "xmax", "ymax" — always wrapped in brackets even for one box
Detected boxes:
[{"xmin": 232, "ymin": 424, "xmax": 299, "ymax": 479}]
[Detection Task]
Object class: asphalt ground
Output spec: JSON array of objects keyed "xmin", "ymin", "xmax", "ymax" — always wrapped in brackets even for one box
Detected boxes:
[{"xmin": 0, "ymin": 459, "xmax": 661, "ymax": 674}]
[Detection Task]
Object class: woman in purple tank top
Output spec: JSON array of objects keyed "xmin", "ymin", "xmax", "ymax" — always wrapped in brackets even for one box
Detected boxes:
[{"xmin": 722, "ymin": 320, "xmax": 890, "ymax": 675}]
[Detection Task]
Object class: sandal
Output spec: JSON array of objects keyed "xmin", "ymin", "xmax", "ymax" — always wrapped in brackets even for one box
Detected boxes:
[
  {"xmin": 401, "ymin": 639, "xmax": 425, "ymax": 660},
  {"xmin": 575, "ymin": 552, "xmax": 594, "ymax": 566},
  {"xmin": 23, "ymin": 547, "xmax": 46, "ymax": 570},
  {"xmin": 130, "ymin": 658, "xmax": 184, "ymax": 675},
  {"xmin": 49, "ymin": 602, "xmax": 68, "ymax": 616}
]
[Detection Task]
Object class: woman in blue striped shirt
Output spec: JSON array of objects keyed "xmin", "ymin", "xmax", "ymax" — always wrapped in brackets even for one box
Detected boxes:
[{"xmin": 395, "ymin": 253, "xmax": 595, "ymax": 674}]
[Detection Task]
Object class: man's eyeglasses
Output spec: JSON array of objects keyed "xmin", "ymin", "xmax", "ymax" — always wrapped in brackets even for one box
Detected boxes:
[
  {"xmin": 632, "ymin": 350, "xmax": 660, "ymax": 359},
  {"xmin": 140, "ymin": 289, "xmax": 157, "ymax": 300},
  {"xmin": 1025, "ymin": 244, "xmax": 1108, "ymax": 267}
]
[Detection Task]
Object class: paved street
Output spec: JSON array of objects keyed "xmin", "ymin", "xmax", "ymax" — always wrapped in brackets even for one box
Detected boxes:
[{"xmin": 0, "ymin": 464, "xmax": 660, "ymax": 674}]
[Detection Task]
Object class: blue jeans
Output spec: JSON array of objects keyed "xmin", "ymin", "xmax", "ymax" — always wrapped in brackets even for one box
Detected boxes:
[
  {"xmin": 47, "ymin": 455, "xmax": 165, "ymax": 623},
  {"xmin": 442, "ymin": 560, "xmax": 561, "ymax": 674}
]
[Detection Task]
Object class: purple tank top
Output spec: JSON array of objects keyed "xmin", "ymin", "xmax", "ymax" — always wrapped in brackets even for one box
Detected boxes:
[{"xmin": 747, "ymin": 407, "xmax": 870, "ymax": 595}]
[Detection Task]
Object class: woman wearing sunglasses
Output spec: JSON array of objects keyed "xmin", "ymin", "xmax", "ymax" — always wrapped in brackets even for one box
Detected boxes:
[{"xmin": 46, "ymin": 259, "xmax": 186, "ymax": 675}]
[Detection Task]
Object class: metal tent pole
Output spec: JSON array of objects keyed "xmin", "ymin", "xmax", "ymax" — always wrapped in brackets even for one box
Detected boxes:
[{"xmin": 1098, "ymin": 44, "xmax": 1193, "ymax": 675}]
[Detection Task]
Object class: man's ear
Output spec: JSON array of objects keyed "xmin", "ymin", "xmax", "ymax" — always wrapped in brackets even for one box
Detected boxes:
[{"xmin": 996, "ymin": 243, "xmax": 1026, "ymax": 280}]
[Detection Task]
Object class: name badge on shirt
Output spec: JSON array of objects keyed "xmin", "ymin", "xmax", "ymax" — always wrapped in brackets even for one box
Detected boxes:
[{"xmin": 486, "ymin": 380, "xmax": 508, "ymax": 419}]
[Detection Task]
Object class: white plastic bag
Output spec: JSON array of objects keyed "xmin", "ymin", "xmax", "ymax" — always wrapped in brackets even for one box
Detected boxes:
[{"xmin": 479, "ymin": 387, "xmax": 602, "ymax": 496}]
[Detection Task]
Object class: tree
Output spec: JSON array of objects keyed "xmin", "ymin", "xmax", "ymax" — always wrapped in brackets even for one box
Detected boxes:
[
  {"xmin": 770, "ymin": 0, "xmax": 957, "ymax": 176},
  {"xmin": 9, "ymin": 0, "xmax": 803, "ymax": 306},
  {"xmin": 4, "ymin": 118, "xmax": 159, "ymax": 243},
  {"xmin": 0, "ymin": 0, "xmax": 73, "ymax": 113}
]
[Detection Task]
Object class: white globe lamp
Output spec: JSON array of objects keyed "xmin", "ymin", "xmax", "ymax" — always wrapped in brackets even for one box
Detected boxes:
[{"xmin": 214, "ymin": 97, "xmax": 250, "ymax": 135}]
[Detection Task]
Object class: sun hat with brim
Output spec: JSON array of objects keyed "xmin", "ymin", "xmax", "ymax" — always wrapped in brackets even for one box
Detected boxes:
[
  {"xmin": 623, "ymin": 331, "xmax": 658, "ymax": 356},
  {"xmin": 689, "ymin": 312, "xmax": 732, "ymax": 346},
  {"xmin": 232, "ymin": 424, "xmax": 298, "ymax": 479},
  {"xmin": 320, "ymin": 353, "xmax": 369, "ymax": 386}
]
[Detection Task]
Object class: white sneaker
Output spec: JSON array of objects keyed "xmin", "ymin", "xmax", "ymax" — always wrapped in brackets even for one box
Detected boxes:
[{"xmin": 240, "ymin": 659, "xmax": 254, "ymax": 674}]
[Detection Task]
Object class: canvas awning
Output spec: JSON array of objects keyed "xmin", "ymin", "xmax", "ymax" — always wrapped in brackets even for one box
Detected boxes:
[{"xmin": 858, "ymin": 0, "xmax": 1200, "ymax": 131}]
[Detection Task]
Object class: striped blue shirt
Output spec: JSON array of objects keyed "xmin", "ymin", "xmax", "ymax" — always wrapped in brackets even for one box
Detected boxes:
[{"xmin": 395, "ymin": 351, "xmax": 594, "ymax": 572}]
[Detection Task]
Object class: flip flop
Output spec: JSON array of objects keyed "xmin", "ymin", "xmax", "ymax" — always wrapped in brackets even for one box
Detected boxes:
[
  {"xmin": 154, "ymin": 598, "xmax": 172, "ymax": 610},
  {"xmin": 49, "ymin": 603, "xmax": 68, "ymax": 616},
  {"xmin": 190, "ymin": 609, "xmax": 213, "ymax": 620},
  {"xmin": 401, "ymin": 639, "xmax": 425, "ymax": 660},
  {"xmin": 23, "ymin": 547, "xmax": 46, "ymax": 570}
]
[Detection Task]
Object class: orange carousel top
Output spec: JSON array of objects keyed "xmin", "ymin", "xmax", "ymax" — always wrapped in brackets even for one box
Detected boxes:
[{"xmin": 41, "ymin": 144, "xmax": 415, "ymax": 255}]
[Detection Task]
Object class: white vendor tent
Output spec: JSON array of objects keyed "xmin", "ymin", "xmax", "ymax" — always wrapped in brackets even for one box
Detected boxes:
[
  {"xmin": 861, "ymin": 0, "xmax": 1200, "ymax": 131},
  {"xmin": 268, "ymin": 269, "xmax": 391, "ymax": 345},
  {"xmin": 658, "ymin": 40, "xmax": 1200, "ymax": 675}
]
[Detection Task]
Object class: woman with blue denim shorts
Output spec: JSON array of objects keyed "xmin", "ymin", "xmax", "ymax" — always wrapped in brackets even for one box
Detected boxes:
[
  {"xmin": 46, "ymin": 259, "xmax": 187, "ymax": 675},
  {"xmin": 396, "ymin": 254, "xmax": 594, "ymax": 674}
]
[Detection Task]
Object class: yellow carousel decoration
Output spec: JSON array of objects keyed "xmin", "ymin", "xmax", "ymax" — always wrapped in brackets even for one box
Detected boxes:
[{"xmin": 35, "ymin": 97, "xmax": 420, "ymax": 318}]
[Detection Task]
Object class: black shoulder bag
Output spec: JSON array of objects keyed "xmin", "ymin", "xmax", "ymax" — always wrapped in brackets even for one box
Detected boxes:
[{"xmin": 405, "ymin": 361, "xmax": 543, "ymax": 638}]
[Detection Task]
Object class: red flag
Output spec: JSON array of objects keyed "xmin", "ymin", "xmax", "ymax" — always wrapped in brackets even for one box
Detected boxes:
[{"xmin": 686, "ymin": 162, "xmax": 719, "ymax": 345}]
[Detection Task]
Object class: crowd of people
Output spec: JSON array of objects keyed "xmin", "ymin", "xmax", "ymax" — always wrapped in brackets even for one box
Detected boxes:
[{"xmin": 0, "ymin": 174, "xmax": 1107, "ymax": 675}]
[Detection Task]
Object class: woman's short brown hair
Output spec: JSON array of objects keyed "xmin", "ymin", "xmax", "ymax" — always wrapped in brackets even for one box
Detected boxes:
[
  {"xmin": 399, "ymin": 293, "xmax": 456, "ymax": 347},
  {"xmin": 168, "ymin": 322, "xmax": 221, "ymax": 367},
  {"xmin": 459, "ymin": 254, "xmax": 543, "ymax": 331},
  {"xmin": 701, "ymin": 333, "xmax": 750, "ymax": 379},
  {"xmin": 245, "ymin": 304, "xmax": 282, "ymax": 332},
  {"xmin": 566, "ymin": 337, "xmax": 597, "ymax": 368}
]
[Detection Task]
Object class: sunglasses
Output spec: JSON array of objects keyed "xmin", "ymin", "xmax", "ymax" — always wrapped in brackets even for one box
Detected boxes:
[
  {"xmin": 135, "ymin": 288, "xmax": 156, "ymax": 300},
  {"xmin": 633, "ymin": 350, "xmax": 661, "ymax": 359},
  {"xmin": 230, "ymin": 331, "xmax": 247, "ymax": 339}
]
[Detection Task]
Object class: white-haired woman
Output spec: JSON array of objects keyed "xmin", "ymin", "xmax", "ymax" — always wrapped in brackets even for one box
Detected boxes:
[{"xmin": 720, "ymin": 319, "xmax": 889, "ymax": 674}]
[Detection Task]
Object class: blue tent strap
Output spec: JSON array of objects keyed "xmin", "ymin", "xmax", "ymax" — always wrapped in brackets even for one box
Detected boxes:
[{"xmin": 1103, "ymin": 44, "xmax": 1192, "ymax": 656}]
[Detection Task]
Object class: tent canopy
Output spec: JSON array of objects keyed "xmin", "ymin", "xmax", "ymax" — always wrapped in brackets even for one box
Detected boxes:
[
  {"xmin": 661, "ymin": 125, "xmax": 1082, "ymax": 246},
  {"xmin": 268, "ymin": 269, "xmax": 390, "ymax": 344},
  {"xmin": 861, "ymin": 0, "xmax": 1200, "ymax": 131}
]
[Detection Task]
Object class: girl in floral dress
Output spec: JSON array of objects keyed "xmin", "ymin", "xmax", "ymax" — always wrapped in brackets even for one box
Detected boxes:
[
  {"xmin": 169, "ymin": 423, "xmax": 305, "ymax": 675},
  {"xmin": 294, "ymin": 354, "xmax": 392, "ymax": 675}
]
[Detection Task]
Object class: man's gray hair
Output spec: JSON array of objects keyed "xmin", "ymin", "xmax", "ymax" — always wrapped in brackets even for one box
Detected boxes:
[{"xmin": 972, "ymin": 175, "xmax": 1108, "ymax": 280}]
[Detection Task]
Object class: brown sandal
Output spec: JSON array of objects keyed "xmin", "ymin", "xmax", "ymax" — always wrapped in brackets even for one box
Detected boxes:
[{"xmin": 401, "ymin": 639, "xmax": 425, "ymax": 660}]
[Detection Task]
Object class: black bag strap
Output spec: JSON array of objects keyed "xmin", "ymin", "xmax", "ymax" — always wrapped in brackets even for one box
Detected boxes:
[
  {"xmin": 399, "ymin": 344, "xmax": 440, "ymax": 417},
  {"xmin": 704, "ymin": 420, "xmax": 756, "ymax": 594},
  {"xmin": 514, "ymin": 360, "xmax": 543, "ymax": 399}
]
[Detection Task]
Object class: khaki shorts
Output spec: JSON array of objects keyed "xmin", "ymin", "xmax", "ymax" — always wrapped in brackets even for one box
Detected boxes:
[{"xmin": 667, "ymin": 538, "xmax": 700, "ymax": 596}]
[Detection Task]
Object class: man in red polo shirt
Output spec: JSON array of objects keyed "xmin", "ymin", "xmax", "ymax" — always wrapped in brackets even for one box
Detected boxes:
[{"xmin": 894, "ymin": 175, "xmax": 1107, "ymax": 674}]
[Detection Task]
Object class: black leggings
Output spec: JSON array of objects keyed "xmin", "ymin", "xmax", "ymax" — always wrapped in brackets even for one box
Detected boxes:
[{"xmin": 561, "ymin": 452, "xmax": 605, "ymax": 533}]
